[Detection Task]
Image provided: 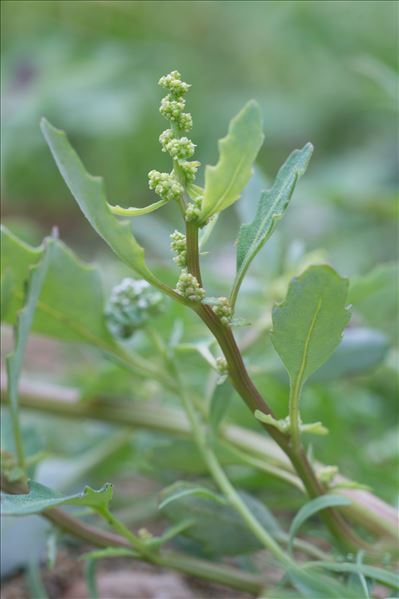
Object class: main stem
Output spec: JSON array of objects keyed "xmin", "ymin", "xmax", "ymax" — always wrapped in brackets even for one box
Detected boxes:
[{"xmin": 185, "ymin": 220, "xmax": 367, "ymax": 552}]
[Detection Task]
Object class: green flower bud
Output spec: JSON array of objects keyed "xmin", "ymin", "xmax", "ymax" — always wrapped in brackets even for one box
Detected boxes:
[
  {"xmin": 170, "ymin": 230, "xmax": 187, "ymax": 267},
  {"xmin": 105, "ymin": 278, "xmax": 165, "ymax": 339},
  {"xmin": 212, "ymin": 297, "xmax": 233, "ymax": 326},
  {"xmin": 164, "ymin": 137, "xmax": 196, "ymax": 161},
  {"xmin": 215, "ymin": 356, "xmax": 228, "ymax": 375},
  {"xmin": 176, "ymin": 270, "xmax": 205, "ymax": 302},
  {"xmin": 180, "ymin": 160, "xmax": 200, "ymax": 182},
  {"xmin": 160, "ymin": 95, "xmax": 185, "ymax": 122},
  {"xmin": 185, "ymin": 196, "xmax": 203, "ymax": 223},
  {"xmin": 158, "ymin": 71, "xmax": 190, "ymax": 97},
  {"xmin": 148, "ymin": 170, "xmax": 183, "ymax": 202},
  {"xmin": 177, "ymin": 112, "xmax": 193, "ymax": 131}
]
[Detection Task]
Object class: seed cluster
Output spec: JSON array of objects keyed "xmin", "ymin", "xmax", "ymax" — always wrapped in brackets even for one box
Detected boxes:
[
  {"xmin": 175, "ymin": 270, "xmax": 205, "ymax": 303},
  {"xmin": 170, "ymin": 230, "xmax": 187, "ymax": 267},
  {"xmin": 212, "ymin": 297, "xmax": 233, "ymax": 326},
  {"xmin": 105, "ymin": 278, "xmax": 164, "ymax": 339}
]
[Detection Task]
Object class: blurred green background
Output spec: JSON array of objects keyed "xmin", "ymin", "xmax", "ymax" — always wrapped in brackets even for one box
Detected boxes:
[{"xmin": 2, "ymin": 0, "xmax": 398, "ymax": 275}]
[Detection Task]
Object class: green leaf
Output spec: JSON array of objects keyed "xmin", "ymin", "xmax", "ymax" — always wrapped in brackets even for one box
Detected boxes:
[
  {"xmin": 199, "ymin": 101, "xmax": 264, "ymax": 224},
  {"xmin": 159, "ymin": 485, "xmax": 225, "ymax": 510},
  {"xmin": 305, "ymin": 561, "xmax": 399, "ymax": 592},
  {"xmin": 311, "ymin": 327, "xmax": 389, "ymax": 382},
  {"xmin": 159, "ymin": 481, "xmax": 279, "ymax": 556},
  {"xmin": 271, "ymin": 265, "xmax": 351, "ymax": 384},
  {"xmin": 81, "ymin": 548, "xmax": 138, "ymax": 561},
  {"xmin": 288, "ymin": 494, "xmax": 352, "ymax": 552},
  {"xmin": 84, "ymin": 560, "xmax": 99, "ymax": 599},
  {"xmin": 349, "ymin": 263, "xmax": 398, "ymax": 341},
  {"xmin": 6, "ymin": 237, "xmax": 55, "ymax": 469},
  {"xmin": 1, "ymin": 227, "xmax": 118, "ymax": 350},
  {"xmin": 208, "ymin": 382, "xmax": 233, "ymax": 434},
  {"xmin": 40, "ymin": 118, "xmax": 170, "ymax": 295},
  {"xmin": 231, "ymin": 143, "xmax": 313, "ymax": 306},
  {"xmin": 1, "ymin": 480, "xmax": 113, "ymax": 515}
]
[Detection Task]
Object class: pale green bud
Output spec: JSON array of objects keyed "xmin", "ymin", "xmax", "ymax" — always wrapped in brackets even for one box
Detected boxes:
[
  {"xmin": 212, "ymin": 297, "xmax": 233, "ymax": 326},
  {"xmin": 159, "ymin": 71, "xmax": 190, "ymax": 97},
  {"xmin": 160, "ymin": 95, "xmax": 185, "ymax": 122},
  {"xmin": 148, "ymin": 170, "xmax": 183, "ymax": 202},
  {"xmin": 176, "ymin": 270, "xmax": 205, "ymax": 302}
]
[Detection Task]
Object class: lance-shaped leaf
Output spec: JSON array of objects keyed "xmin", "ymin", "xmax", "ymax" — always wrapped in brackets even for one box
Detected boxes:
[
  {"xmin": 1, "ymin": 226, "xmax": 118, "ymax": 350},
  {"xmin": 1, "ymin": 481, "xmax": 112, "ymax": 516},
  {"xmin": 231, "ymin": 143, "xmax": 313, "ymax": 307},
  {"xmin": 271, "ymin": 266, "xmax": 351, "ymax": 385},
  {"xmin": 40, "ymin": 119, "xmax": 171, "ymax": 296},
  {"xmin": 6, "ymin": 237, "xmax": 55, "ymax": 470},
  {"xmin": 199, "ymin": 101, "xmax": 264, "ymax": 224}
]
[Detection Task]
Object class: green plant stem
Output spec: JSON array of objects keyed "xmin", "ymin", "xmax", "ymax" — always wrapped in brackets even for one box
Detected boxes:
[
  {"xmin": 40, "ymin": 506, "xmax": 264, "ymax": 594},
  {"xmin": 97, "ymin": 507, "xmax": 153, "ymax": 558},
  {"xmin": 289, "ymin": 379, "xmax": 302, "ymax": 452},
  {"xmin": 171, "ymin": 363, "xmax": 292, "ymax": 567},
  {"xmin": 184, "ymin": 221, "xmax": 370, "ymax": 553}
]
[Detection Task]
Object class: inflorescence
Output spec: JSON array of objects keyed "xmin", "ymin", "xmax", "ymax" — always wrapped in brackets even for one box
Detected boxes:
[
  {"xmin": 175, "ymin": 270, "xmax": 205, "ymax": 303},
  {"xmin": 148, "ymin": 70, "xmax": 203, "ymax": 217}
]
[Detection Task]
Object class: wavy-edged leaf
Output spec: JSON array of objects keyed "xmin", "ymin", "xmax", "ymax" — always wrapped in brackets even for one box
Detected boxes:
[
  {"xmin": 40, "ymin": 118, "xmax": 168, "ymax": 293},
  {"xmin": 1, "ymin": 227, "xmax": 118, "ymax": 350},
  {"xmin": 271, "ymin": 265, "xmax": 351, "ymax": 384},
  {"xmin": 288, "ymin": 495, "xmax": 352, "ymax": 552},
  {"xmin": 199, "ymin": 101, "xmax": 264, "ymax": 224},
  {"xmin": 1, "ymin": 480, "xmax": 113, "ymax": 516},
  {"xmin": 231, "ymin": 143, "xmax": 313, "ymax": 306}
]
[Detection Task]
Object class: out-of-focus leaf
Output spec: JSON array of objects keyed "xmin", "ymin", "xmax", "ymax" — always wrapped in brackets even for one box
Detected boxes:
[
  {"xmin": 209, "ymin": 382, "xmax": 233, "ymax": 434},
  {"xmin": 311, "ymin": 327, "xmax": 389, "ymax": 381},
  {"xmin": 159, "ymin": 481, "xmax": 279, "ymax": 556},
  {"xmin": 6, "ymin": 237, "xmax": 54, "ymax": 469},
  {"xmin": 199, "ymin": 101, "xmax": 264, "ymax": 224},
  {"xmin": 349, "ymin": 263, "xmax": 398, "ymax": 341},
  {"xmin": 84, "ymin": 560, "xmax": 99, "ymax": 599},
  {"xmin": 271, "ymin": 266, "xmax": 351, "ymax": 384},
  {"xmin": 1, "ymin": 226, "xmax": 118, "ymax": 349},
  {"xmin": 40, "ymin": 119, "xmax": 172, "ymax": 297},
  {"xmin": 305, "ymin": 561, "xmax": 399, "ymax": 592},
  {"xmin": 1, "ymin": 481, "xmax": 113, "ymax": 516},
  {"xmin": 288, "ymin": 495, "xmax": 352, "ymax": 553},
  {"xmin": 231, "ymin": 143, "xmax": 313, "ymax": 306},
  {"xmin": 159, "ymin": 485, "xmax": 225, "ymax": 510},
  {"xmin": 81, "ymin": 548, "xmax": 138, "ymax": 561}
]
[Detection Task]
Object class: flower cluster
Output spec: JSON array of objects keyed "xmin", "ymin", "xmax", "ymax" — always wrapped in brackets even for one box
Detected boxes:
[
  {"xmin": 148, "ymin": 170, "xmax": 183, "ymax": 202},
  {"xmin": 175, "ymin": 270, "xmax": 205, "ymax": 303},
  {"xmin": 105, "ymin": 278, "xmax": 164, "ymax": 339},
  {"xmin": 212, "ymin": 297, "xmax": 233, "ymax": 326},
  {"xmin": 215, "ymin": 356, "xmax": 228, "ymax": 376},
  {"xmin": 170, "ymin": 230, "xmax": 187, "ymax": 267},
  {"xmin": 185, "ymin": 195, "xmax": 203, "ymax": 222},
  {"xmin": 156, "ymin": 70, "xmax": 199, "ymax": 188}
]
